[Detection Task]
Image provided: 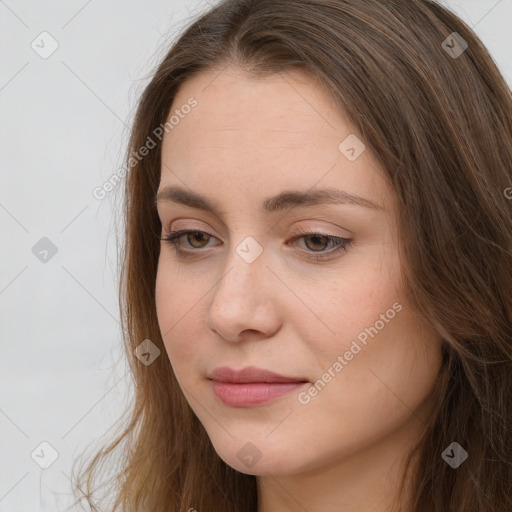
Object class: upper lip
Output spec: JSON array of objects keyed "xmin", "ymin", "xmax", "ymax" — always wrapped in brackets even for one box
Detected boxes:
[{"xmin": 208, "ymin": 365, "xmax": 308, "ymax": 384}]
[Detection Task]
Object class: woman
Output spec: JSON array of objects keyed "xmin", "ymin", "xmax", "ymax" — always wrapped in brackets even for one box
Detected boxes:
[{"xmin": 72, "ymin": 1, "xmax": 512, "ymax": 511}]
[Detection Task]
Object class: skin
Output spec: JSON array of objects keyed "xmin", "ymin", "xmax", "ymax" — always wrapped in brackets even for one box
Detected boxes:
[{"xmin": 154, "ymin": 65, "xmax": 444, "ymax": 512}]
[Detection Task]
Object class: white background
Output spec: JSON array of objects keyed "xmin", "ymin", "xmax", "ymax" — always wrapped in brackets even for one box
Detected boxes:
[{"xmin": 0, "ymin": 1, "xmax": 511, "ymax": 510}]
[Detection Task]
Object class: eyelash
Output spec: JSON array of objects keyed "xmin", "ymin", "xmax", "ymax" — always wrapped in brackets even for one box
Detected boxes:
[{"xmin": 159, "ymin": 227, "xmax": 351, "ymax": 261}]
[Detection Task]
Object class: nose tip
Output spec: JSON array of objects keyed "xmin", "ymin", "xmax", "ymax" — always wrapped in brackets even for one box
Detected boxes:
[{"xmin": 205, "ymin": 254, "xmax": 282, "ymax": 343}]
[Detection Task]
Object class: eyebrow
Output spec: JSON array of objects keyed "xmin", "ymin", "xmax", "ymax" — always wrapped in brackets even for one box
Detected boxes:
[{"xmin": 154, "ymin": 185, "xmax": 383, "ymax": 217}]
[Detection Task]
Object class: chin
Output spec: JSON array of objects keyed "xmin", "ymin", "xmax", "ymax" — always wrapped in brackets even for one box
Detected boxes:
[{"xmin": 209, "ymin": 436, "xmax": 306, "ymax": 476}]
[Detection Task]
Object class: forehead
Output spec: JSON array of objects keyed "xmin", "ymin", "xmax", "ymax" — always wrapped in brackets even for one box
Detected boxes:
[
  {"xmin": 168, "ymin": 66, "xmax": 345, "ymax": 147},
  {"xmin": 160, "ymin": 65, "xmax": 392, "ymax": 213}
]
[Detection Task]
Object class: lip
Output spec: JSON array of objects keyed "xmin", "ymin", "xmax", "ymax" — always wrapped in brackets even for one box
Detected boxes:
[
  {"xmin": 208, "ymin": 365, "xmax": 307, "ymax": 384},
  {"xmin": 208, "ymin": 366, "xmax": 309, "ymax": 407}
]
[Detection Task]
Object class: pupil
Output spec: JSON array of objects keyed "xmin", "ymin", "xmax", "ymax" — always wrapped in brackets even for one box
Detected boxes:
[
  {"xmin": 190, "ymin": 232, "xmax": 208, "ymax": 248},
  {"xmin": 307, "ymin": 234, "xmax": 327, "ymax": 251}
]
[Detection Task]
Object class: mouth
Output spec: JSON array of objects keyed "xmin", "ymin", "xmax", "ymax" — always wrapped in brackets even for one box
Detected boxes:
[{"xmin": 207, "ymin": 366, "xmax": 309, "ymax": 407}]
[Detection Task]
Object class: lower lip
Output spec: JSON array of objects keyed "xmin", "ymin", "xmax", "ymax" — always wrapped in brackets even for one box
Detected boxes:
[{"xmin": 211, "ymin": 380, "xmax": 307, "ymax": 407}]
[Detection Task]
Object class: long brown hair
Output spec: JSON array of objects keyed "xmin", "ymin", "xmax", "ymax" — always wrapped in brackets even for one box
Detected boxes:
[{"xmin": 71, "ymin": 1, "xmax": 512, "ymax": 510}]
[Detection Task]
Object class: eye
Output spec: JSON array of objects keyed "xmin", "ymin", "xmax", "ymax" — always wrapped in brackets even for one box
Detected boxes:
[
  {"xmin": 159, "ymin": 228, "xmax": 352, "ymax": 261},
  {"xmin": 159, "ymin": 229, "xmax": 219, "ymax": 257},
  {"xmin": 287, "ymin": 227, "xmax": 351, "ymax": 261}
]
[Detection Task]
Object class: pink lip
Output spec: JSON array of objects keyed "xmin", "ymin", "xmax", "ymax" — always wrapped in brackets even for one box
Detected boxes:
[{"xmin": 208, "ymin": 366, "xmax": 308, "ymax": 407}]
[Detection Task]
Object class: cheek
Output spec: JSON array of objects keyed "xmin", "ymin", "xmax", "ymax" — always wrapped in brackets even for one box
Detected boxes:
[
  {"xmin": 155, "ymin": 265, "xmax": 205, "ymax": 370},
  {"xmin": 296, "ymin": 239, "xmax": 433, "ymax": 394},
  {"xmin": 298, "ymin": 257, "xmax": 442, "ymax": 436},
  {"xmin": 295, "ymin": 240, "xmax": 403, "ymax": 351}
]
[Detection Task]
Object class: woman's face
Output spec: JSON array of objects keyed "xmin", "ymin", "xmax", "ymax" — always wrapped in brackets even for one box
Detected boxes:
[{"xmin": 155, "ymin": 66, "xmax": 443, "ymax": 476}]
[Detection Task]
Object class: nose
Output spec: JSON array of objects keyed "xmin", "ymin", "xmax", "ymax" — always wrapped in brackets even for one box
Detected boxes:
[{"xmin": 205, "ymin": 245, "xmax": 282, "ymax": 343}]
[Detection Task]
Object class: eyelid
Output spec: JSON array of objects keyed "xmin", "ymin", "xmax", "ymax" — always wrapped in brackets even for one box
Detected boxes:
[
  {"xmin": 162, "ymin": 223, "xmax": 345, "ymax": 244},
  {"xmin": 290, "ymin": 224, "xmax": 345, "ymax": 239},
  {"xmin": 165, "ymin": 219, "xmax": 349, "ymax": 239}
]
